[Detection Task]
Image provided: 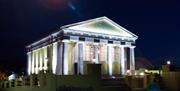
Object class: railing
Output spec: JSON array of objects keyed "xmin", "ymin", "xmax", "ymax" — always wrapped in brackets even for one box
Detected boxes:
[{"xmin": 0, "ymin": 76, "xmax": 32, "ymax": 88}]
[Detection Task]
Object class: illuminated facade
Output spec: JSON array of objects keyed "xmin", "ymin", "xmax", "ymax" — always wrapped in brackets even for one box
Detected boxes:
[{"xmin": 26, "ymin": 17, "xmax": 138, "ymax": 76}]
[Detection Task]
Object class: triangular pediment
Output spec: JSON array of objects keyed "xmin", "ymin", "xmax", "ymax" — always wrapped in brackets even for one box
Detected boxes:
[
  {"xmin": 62, "ymin": 17, "xmax": 138, "ymax": 38},
  {"xmin": 27, "ymin": 17, "xmax": 138, "ymax": 49}
]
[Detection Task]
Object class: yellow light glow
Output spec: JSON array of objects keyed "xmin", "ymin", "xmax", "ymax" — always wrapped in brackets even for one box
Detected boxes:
[
  {"xmin": 134, "ymin": 72, "xmax": 137, "ymax": 75},
  {"xmin": 127, "ymin": 70, "xmax": 130, "ymax": 73},
  {"xmin": 140, "ymin": 72, "xmax": 144, "ymax": 76}
]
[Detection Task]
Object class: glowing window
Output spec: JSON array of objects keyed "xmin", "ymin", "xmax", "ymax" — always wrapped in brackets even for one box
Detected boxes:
[
  {"xmin": 114, "ymin": 46, "xmax": 120, "ymax": 63},
  {"xmin": 85, "ymin": 44, "xmax": 93, "ymax": 62},
  {"xmin": 99, "ymin": 44, "xmax": 107, "ymax": 62}
]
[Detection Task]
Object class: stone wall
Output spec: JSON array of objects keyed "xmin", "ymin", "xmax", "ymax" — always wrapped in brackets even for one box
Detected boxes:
[
  {"xmin": 0, "ymin": 64, "xmax": 148, "ymax": 91},
  {"xmin": 163, "ymin": 72, "xmax": 180, "ymax": 91}
]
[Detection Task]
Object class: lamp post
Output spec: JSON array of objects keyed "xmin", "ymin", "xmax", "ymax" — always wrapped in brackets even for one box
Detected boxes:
[{"xmin": 167, "ymin": 60, "xmax": 171, "ymax": 65}]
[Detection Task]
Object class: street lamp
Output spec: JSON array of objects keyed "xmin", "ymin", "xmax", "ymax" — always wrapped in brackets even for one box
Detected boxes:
[{"xmin": 167, "ymin": 60, "xmax": 171, "ymax": 65}]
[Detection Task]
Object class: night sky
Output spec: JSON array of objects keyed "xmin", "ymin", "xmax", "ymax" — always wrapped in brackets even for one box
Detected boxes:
[{"xmin": 0, "ymin": 0, "xmax": 179, "ymax": 72}]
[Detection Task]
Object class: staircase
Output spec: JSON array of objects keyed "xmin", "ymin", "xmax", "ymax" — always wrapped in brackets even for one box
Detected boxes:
[{"xmin": 101, "ymin": 77, "xmax": 131, "ymax": 91}]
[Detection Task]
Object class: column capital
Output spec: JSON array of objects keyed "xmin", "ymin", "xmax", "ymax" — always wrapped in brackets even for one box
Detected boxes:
[
  {"xmin": 119, "ymin": 45, "xmax": 125, "ymax": 48},
  {"xmin": 129, "ymin": 46, "xmax": 136, "ymax": 49},
  {"xmin": 27, "ymin": 51, "xmax": 32, "ymax": 54}
]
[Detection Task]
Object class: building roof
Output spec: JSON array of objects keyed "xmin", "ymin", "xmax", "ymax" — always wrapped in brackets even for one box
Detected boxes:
[{"xmin": 27, "ymin": 16, "xmax": 138, "ymax": 49}]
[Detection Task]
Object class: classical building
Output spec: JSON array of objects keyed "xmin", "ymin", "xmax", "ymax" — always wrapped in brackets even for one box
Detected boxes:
[{"xmin": 26, "ymin": 17, "xmax": 138, "ymax": 76}]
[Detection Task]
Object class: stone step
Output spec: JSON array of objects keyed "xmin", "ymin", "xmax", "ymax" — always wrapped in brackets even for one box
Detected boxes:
[
  {"xmin": 102, "ymin": 78, "xmax": 127, "ymax": 86},
  {"xmin": 101, "ymin": 86, "xmax": 131, "ymax": 91},
  {"xmin": 101, "ymin": 78, "xmax": 131, "ymax": 91}
]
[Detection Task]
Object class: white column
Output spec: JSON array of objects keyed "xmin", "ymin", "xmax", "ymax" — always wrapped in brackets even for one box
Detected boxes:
[
  {"xmin": 130, "ymin": 46, "xmax": 135, "ymax": 74},
  {"xmin": 120, "ymin": 46, "xmax": 126, "ymax": 75},
  {"xmin": 27, "ymin": 52, "xmax": 32, "ymax": 75},
  {"xmin": 39, "ymin": 49, "xmax": 43, "ymax": 71},
  {"xmin": 105, "ymin": 45, "xmax": 108, "ymax": 63},
  {"xmin": 52, "ymin": 42, "xmax": 58, "ymax": 74},
  {"xmin": 35, "ymin": 51, "xmax": 39, "ymax": 74},
  {"xmin": 78, "ymin": 43, "xmax": 84, "ymax": 75},
  {"xmin": 63, "ymin": 42, "xmax": 69, "ymax": 75},
  {"xmin": 118, "ymin": 46, "xmax": 121, "ymax": 75},
  {"xmin": 56, "ymin": 42, "xmax": 63, "ymax": 75},
  {"xmin": 105, "ymin": 45, "xmax": 108, "ymax": 74},
  {"xmin": 72, "ymin": 42, "xmax": 78, "ymax": 74},
  {"xmin": 31, "ymin": 52, "xmax": 35, "ymax": 74},
  {"xmin": 74, "ymin": 43, "xmax": 79, "ymax": 63},
  {"xmin": 108, "ymin": 44, "xmax": 113, "ymax": 76},
  {"xmin": 43, "ymin": 47, "xmax": 48, "ymax": 70}
]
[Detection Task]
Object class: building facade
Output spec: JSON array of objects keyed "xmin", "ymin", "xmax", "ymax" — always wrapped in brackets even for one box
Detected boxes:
[{"xmin": 26, "ymin": 17, "xmax": 138, "ymax": 76}]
